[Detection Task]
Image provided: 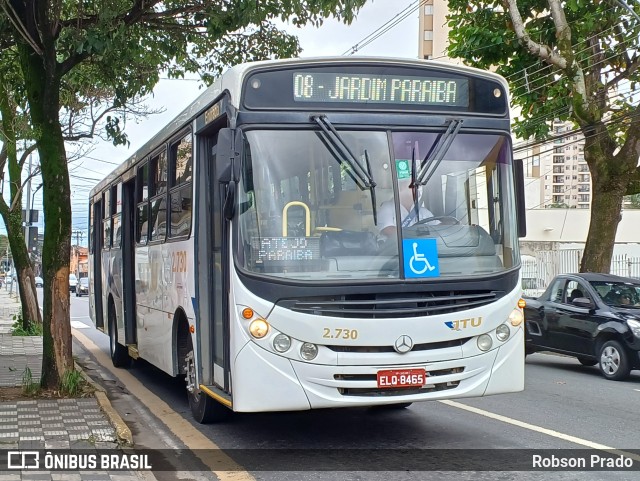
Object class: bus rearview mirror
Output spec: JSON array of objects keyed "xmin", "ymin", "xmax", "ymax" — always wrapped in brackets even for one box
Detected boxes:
[
  {"xmin": 224, "ymin": 180, "xmax": 236, "ymax": 220},
  {"xmin": 216, "ymin": 128, "xmax": 244, "ymax": 183}
]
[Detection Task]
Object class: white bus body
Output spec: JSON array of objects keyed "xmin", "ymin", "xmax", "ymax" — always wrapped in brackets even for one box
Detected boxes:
[{"xmin": 89, "ymin": 57, "xmax": 527, "ymax": 422}]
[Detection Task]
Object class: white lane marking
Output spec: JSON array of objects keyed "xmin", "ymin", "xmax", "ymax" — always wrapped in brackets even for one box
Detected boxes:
[{"xmin": 440, "ymin": 399, "xmax": 640, "ymax": 462}]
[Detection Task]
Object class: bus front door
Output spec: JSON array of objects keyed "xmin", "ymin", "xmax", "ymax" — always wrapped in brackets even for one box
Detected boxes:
[
  {"xmin": 121, "ymin": 179, "xmax": 137, "ymax": 346},
  {"xmin": 92, "ymin": 200, "xmax": 105, "ymax": 330},
  {"xmin": 194, "ymin": 129, "xmax": 231, "ymax": 400}
]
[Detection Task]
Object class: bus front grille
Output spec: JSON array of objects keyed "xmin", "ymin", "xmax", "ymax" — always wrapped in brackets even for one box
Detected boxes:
[
  {"xmin": 326, "ymin": 338, "xmax": 470, "ymax": 353},
  {"xmin": 280, "ymin": 290, "xmax": 499, "ymax": 318},
  {"xmin": 338, "ymin": 382, "xmax": 460, "ymax": 397}
]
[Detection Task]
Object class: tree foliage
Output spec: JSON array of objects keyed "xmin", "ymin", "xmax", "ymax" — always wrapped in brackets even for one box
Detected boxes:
[
  {"xmin": 0, "ymin": 0, "xmax": 367, "ymax": 387},
  {"xmin": 447, "ymin": 0, "xmax": 640, "ymax": 272},
  {"xmin": 0, "ymin": 46, "xmax": 42, "ymax": 330}
]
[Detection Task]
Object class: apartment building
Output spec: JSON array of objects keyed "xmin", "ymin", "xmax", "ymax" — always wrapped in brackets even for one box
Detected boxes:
[
  {"xmin": 418, "ymin": 0, "xmax": 455, "ymax": 62},
  {"xmin": 542, "ymin": 120, "xmax": 591, "ymax": 209}
]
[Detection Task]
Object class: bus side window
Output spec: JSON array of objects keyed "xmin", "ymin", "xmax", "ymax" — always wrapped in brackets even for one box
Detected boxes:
[
  {"xmin": 169, "ymin": 131, "xmax": 193, "ymax": 238},
  {"xmin": 150, "ymin": 197, "xmax": 167, "ymax": 241},
  {"xmin": 136, "ymin": 162, "xmax": 149, "ymax": 244},
  {"xmin": 148, "ymin": 148, "xmax": 168, "ymax": 242}
]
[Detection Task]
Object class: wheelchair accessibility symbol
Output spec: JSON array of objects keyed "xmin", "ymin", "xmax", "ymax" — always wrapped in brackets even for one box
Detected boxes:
[{"xmin": 403, "ymin": 239, "xmax": 439, "ymax": 278}]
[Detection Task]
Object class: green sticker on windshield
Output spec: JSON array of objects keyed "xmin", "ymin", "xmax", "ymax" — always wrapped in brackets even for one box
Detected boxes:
[{"xmin": 396, "ymin": 159, "xmax": 411, "ymax": 179}]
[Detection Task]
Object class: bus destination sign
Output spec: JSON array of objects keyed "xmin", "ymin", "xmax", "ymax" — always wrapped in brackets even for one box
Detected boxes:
[{"xmin": 293, "ymin": 72, "xmax": 469, "ymax": 107}]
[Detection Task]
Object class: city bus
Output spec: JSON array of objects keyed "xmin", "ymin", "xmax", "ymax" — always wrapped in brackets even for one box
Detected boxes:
[{"xmin": 88, "ymin": 57, "xmax": 527, "ymax": 423}]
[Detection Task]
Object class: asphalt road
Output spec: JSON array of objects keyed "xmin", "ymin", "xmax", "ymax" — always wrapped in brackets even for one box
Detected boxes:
[{"xmin": 60, "ymin": 291, "xmax": 640, "ymax": 480}]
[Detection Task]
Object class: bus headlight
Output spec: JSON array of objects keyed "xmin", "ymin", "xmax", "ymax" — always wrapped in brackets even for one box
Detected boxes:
[
  {"xmin": 300, "ymin": 342, "xmax": 318, "ymax": 360},
  {"xmin": 249, "ymin": 319, "xmax": 269, "ymax": 339},
  {"xmin": 496, "ymin": 323, "xmax": 511, "ymax": 342},
  {"xmin": 477, "ymin": 334, "xmax": 493, "ymax": 351},
  {"xmin": 509, "ymin": 308, "xmax": 524, "ymax": 327},
  {"xmin": 273, "ymin": 334, "xmax": 292, "ymax": 352}
]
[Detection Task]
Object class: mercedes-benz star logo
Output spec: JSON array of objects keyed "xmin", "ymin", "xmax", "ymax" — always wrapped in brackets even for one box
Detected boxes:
[{"xmin": 394, "ymin": 335, "xmax": 413, "ymax": 354}]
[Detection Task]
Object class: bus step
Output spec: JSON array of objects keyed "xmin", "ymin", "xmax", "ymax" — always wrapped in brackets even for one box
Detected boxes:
[
  {"xmin": 127, "ymin": 345, "xmax": 140, "ymax": 359},
  {"xmin": 200, "ymin": 385, "xmax": 233, "ymax": 408}
]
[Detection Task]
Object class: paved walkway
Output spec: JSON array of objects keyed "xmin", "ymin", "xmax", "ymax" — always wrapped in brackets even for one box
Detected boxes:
[
  {"xmin": 0, "ymin": 288, "xmax": 143, "ymax": 480},
  {"xmin": 0, "ymin": 289, "xmax": 42, "ymax": 387}
]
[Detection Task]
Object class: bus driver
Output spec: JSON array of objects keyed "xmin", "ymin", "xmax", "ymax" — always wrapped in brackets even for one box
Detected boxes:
[{"xmin": 378, "ymin": 178, "xmax": 438, "ymax": 239}]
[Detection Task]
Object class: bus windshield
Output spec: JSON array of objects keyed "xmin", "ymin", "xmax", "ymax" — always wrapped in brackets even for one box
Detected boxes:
[{"xmin": 237, "ymin": 129, "xmax": 519, "ymax": 281}]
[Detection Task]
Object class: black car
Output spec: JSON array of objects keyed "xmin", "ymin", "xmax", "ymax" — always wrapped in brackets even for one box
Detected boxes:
[
  {"xmin": 524, "ymin": 273, "xmax": 640, "ymax": 381},
  {"xmin": 76, "ymin": 277, "xmax": 89, "ymax": 297}
]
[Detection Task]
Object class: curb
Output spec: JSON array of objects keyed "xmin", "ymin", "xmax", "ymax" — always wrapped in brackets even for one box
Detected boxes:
[{"xmin": 74, "ymin": 361, "xmax": 134, "ymax": 447}]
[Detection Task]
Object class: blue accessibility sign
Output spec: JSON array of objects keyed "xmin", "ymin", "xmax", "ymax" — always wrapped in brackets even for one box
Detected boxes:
[{"xmin": 403, "ymin": 238, "xmax": 440, "ymax": 278}]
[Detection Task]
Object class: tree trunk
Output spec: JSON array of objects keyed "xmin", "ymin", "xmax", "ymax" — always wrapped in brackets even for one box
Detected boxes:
[
  {"xmin": 5, "ymin": 215, "xmax": 41, "ymax": 329},
  {"xmin": 18, "ymin": 44, "xmax": 72, "ymax": 388},
  {"xmin": 580, "ymin": 171, "xmax": 627, "ymax": 273}
]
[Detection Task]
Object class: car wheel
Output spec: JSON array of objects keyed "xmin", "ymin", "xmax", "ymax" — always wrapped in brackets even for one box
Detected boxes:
[
  {"xmin": 577, "ymin": 357, "xmax": 597, "ymax": 367},
  {"xmin": 598, "ymin": 340, "xmax": 631, "ymax": 381}
]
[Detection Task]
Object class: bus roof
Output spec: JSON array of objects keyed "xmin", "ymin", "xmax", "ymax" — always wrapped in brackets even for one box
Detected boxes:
[{"xmin": 89, "ymin": 56, "xmax": 509, "ymax": 198}]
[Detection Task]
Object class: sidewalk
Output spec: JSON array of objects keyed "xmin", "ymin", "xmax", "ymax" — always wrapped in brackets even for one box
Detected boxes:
[{"xmin": 0, "ymin": 289, "xmax": 142, "ymax": 480}]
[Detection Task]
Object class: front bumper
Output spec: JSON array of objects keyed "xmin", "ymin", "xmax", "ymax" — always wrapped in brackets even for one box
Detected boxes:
[{"xmin": 230, "ymin": 328, "xmax": 524, "ymax": 412}]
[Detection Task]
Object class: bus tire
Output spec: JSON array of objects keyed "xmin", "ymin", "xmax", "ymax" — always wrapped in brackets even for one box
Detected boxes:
[
  {"xmin": 185, "ymin": 335, "xmax": 229, "ymax": 424},
  {"xmin": 109, "ymin": 305, "xmax": 130, "ymax": 368}
]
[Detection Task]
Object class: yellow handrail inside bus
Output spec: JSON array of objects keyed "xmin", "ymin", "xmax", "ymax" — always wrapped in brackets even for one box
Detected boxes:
[{"xmin": 282, "ymin": 201, "xmax": 311, "ymax": 237}]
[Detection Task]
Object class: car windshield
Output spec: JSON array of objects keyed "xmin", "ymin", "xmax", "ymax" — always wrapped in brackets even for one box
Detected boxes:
[
  {"xmin": 590, "ymin": 280, "xmax": 640, "ymax": 308},
  {"xmin": 79, "ymin": 278, "xmax": 89, "ymax": 286},
  {"xmin": 237, "ymin": 128, "xmax": 519, "ymax": 281}
]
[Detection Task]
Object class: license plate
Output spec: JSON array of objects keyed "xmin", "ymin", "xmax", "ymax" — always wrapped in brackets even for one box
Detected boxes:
[{"xmin": 377, "ymin": 369, "xmax": 426, "ymax": 388}]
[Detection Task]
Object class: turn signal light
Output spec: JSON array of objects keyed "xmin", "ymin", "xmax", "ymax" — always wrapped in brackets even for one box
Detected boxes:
[
  {"xmin": 517, "ymin": 299, "xmax": 526, "ymax": 309},
  {"xmin": 242, "ymin": 307, "xmax": 254, "ymax": 319}
]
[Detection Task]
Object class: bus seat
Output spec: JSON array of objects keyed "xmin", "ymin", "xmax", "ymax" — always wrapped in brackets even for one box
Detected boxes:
[{"xmin": 326, "ymin": 189, "xmax": 375, "ymax": 231}]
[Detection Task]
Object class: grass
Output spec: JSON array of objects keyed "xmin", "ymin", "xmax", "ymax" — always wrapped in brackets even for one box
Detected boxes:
[
  {"xmin": 10, "ymin": 311, "xmax": 43, "ymax": 336},
  {"xmin": 59, "ymin": 369, "xmax": 86, "ymax": 397},
  {"xmin": 21, "ymin": 367, "xmax": 41, "ymax": 396}
]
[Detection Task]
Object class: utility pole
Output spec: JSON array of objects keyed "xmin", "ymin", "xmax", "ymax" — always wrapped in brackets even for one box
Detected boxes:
[
  {"xmin": 73, "ymin": 230, "xmax": 84, "ymax": 246},
  {"xmin": 71, "ymin": 230, "xmax": 84, "ymax": 277}
]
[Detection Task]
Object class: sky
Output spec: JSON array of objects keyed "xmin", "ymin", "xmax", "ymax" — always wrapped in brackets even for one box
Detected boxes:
[{"xmin": 0, "ymin": 0, "xmax": 421, "ymax": 244}]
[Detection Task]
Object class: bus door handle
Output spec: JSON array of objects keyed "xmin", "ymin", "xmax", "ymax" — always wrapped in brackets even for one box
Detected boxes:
[{"xmin": 282, "ymin": 201, "xmax": 310, "ymax": 237}]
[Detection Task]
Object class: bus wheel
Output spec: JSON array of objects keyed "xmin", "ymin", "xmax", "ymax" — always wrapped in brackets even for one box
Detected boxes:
[
  {"xmin": 184, "ymin": 338, "xmax": 229, "ymax": 424},
  {"xmin": 109, "ymin": 307, "xmax": 130, "ymax": 368}
]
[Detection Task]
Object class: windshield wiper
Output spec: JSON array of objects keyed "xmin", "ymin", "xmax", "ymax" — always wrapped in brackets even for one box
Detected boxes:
[
  {"xmin": 311, "ymin": 115, "xmax": 376, "ymax": 190},
  {"xmin": 363, "ymin": 149, "xmax": 377, "ymax": 225},
  {"xmin": 415, "ymin": 119, "xmax": 463, "ymax": 186}
]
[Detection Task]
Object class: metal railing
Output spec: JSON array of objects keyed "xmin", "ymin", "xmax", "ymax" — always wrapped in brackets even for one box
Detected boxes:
[{"xmin": 521, "ymin": 249, "xmax": 640, "ymax": 296}]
